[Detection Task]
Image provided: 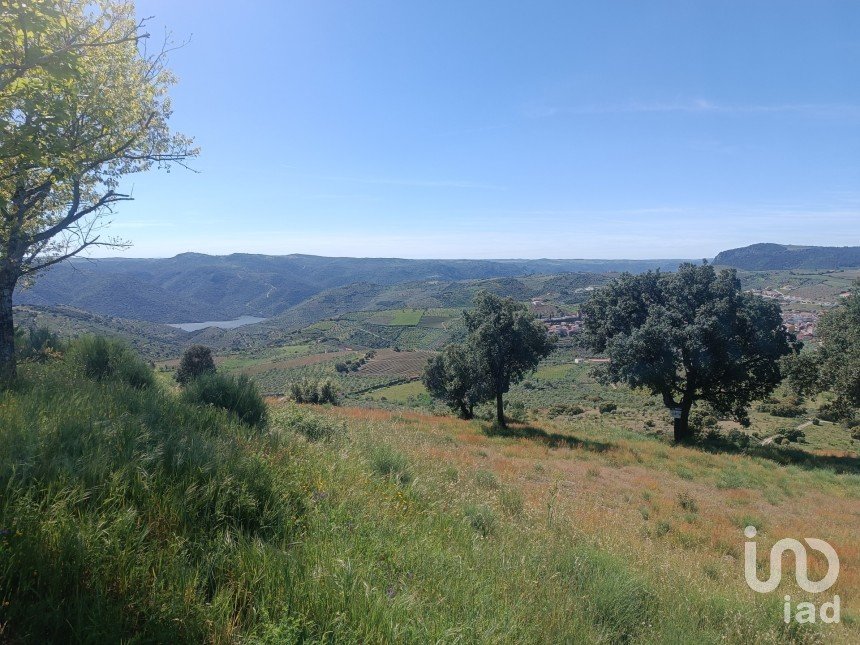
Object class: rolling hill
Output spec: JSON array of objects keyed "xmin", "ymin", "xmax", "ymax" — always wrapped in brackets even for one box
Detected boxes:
[
  {"xmin": 14, "ymin": 253, "xmax": 686, "ymax": 323},
  {"xmin": 714, "ymin": 243, "xmax": 860, "ymax": 270}
]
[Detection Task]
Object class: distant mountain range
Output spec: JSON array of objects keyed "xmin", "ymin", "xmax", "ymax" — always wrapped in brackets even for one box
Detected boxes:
[
  {"xmin": 714, "ymin": 243, "xmax": 860, "ymax": 271},
  {"xmin": 14, "ymin": 244, "xmax": 859, "ymax": 326},
  {"xmin": 15, "ymin": 253, "xmax": 686, "ymax": 323}
]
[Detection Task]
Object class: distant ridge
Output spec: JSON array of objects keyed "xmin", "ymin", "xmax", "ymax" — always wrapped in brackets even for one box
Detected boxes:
[
  {"xmin": 713, "ymin": 243, "xmax": 860, "ymax": 271},
  {"xmin": 16, "ymin": 253, "xmax": 687, "ymax": 323}
]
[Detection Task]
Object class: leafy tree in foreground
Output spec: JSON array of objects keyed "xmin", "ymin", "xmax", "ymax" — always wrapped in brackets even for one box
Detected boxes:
[
  {"xmin": 175, "ymin": 344, "xmax": 216, "ymax": 386},
  {"xmin": 422, "ymin": 343, "xmax": 488, "ymax": 420},
  {"xmin": 464, "ymin": 291, "xmax": 553, "ymax": 428},
  {"xmin": 582, "ymin": 263, "xmax": 793, "ymax": 442},
  {"xmin": 0, "ymin": 1, "xmax": 196, "ymax": 385}
]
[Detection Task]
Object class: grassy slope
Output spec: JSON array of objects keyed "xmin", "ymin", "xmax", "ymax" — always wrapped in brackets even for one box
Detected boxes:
[{"xmin": 1, "ymin": 361, "xmax": 857, "ymax": 642}]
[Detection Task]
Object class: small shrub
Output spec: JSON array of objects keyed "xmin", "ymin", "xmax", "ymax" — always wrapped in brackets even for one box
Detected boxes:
[
  {"xmin": 175, "ymin": 345, "xmax": 216, "ymax": 385},
  {"xmin": 677, "ymin": 492, "xmax": 699, "ymax": 513},
  {"xmin": 818, "ymin": 400, "xmax": 855, "ymax": 423},
  {"xmin": 289, "ymin": 379, "xmax": 337, "ymax": 405},
  {"xmin": 689, "ymin": 408, "xmax": 719, "ymax": 433},
  {"xmin": 598, "ymin": 402, "xmax": 617, "ymax": 414},
  {"xmin": 675, "ymin": 466, "xmax": 694, "ymax": 481},
  {"xmin": 775, "ymin": 427, "xmax": 806, "ymax": 443},
  {"xmin": 369, "ymin": 444, "xmax": 411, "ymax": 484},
  {"xmin": 278, "ymin": 407, "xmax": 343, "ymax": 441},
  {"xmin": 548, "ymin": 403, "xmax": 584, "ymax": 417},
  {"xmin": 68, "ymin": 336, "xmax": 155, "ymax": 389},
  {"xmin": 182, "ymin": 373, "xmax": 267, "ymax": 427},
  {"xmin": 769, "ymin": 403, "xmax": 804, "ymax": 418},
  {"xmin": 474, "ymin": 469, "xmax": 499, "ymax": 489},
  {"xmin": 507, "ymin": 400, "xmax": 527, "ymax": 422},
  {"xmin": 15, "ymin": 326, "xmax": 64, "ymax": 362},
  {"xmin": 464, "ymin": 503, "xmax": 496, "ymax": 537}
]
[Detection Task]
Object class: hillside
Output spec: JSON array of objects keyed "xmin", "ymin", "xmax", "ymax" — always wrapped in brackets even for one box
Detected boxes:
[
  {"xmin": 2, "ymin": 353, "xmax": 857, "ymax": 642},
  {"xmin": 714, "ymin": 243, "xmax": 860, "ymax": 270},
  {"xmin": 14, "ymin": 253, "xmax": 686, "ymax": 323}
]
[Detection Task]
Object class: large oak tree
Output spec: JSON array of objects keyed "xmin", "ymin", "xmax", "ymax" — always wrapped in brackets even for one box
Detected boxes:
[
  {"xmin": 0, "ymin": 1, "xmax": 195, "ymax": 384},
  {"xmin": 582, "ymin": 263, "xmax": 793, "ymax": 442}
]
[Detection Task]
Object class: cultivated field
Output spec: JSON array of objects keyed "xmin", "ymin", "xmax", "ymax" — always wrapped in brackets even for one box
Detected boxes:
[{"xmin": 357, "ymin": 349, "xmax": 435, "ymax": 378}]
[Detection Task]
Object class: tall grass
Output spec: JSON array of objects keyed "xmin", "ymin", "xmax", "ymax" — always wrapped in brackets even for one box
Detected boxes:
[
  {"xmin": 0, "ymin": 361, "xmax": 301, "ymax": 641},
  {"xmin": 0, "ymin": 346, "xmax": 845, "ymax": 642}
]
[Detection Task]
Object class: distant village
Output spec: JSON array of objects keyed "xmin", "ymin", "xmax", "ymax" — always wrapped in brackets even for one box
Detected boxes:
[{"xmin": 535, "ymin": 289, "xmax": 842, "ymax": 341}]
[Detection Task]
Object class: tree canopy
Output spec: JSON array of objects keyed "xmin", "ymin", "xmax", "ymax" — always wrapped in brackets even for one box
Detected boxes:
[
  {"xmin": 582, "ymin": 263, "xmax": 793, "ymax": 441},
  {"xmin": 422, "ymin": 343, "xmax": 489, "ymax": 420},
  {"xmin": 175, "ymin": 344, "xmax": 216, "ymax": 386},
  {"xmin": 783, "ymin": 280, "xmax": 859, "ymax": 425},
  {"xmin": 424, "ymin": 291, "xmax": 552, "ymax": 428},
  {"xmin": 0, "ymin": 1, "xmax": 196, "ymax": 384}
]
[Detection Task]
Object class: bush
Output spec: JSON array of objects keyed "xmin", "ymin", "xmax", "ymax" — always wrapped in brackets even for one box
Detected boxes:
[
  {"xmin": 464, "ymin": 503, "xmax": 496, "ymax": 537},
  {"xmin": 598, "ymin": 402, "xmax": 617, "ymax": 414},
  {"xmin": 507, "ymin": 400, "xmax": 527, "ymax": 422},
  {"xmin": 689, "ymin": 408, "xmax": 719, "ymax": 434},
  {"xmin": 775, "ymin": 427, "xmax": 806, "ymax": 443},
  {"xmin": 182, "ymin": 373, "xmax": 267, "ymax": 427},
  {"xmin": 276, "ymin": 406, "xmax": 343, "ymax": 442},
  {"xmin": 67, "ymin": 336, "xmax": 155, "ymax": 389},
  {"xmin": 289, "ymin": 379, "xmax": 337, "ymax": 405},
  {"xmin": 818, "ymin": 399, "xmax": 855, "ymax": 424},
  {"xmin": 175, "ymin": 345, "xmax": 216, "ymax": 385},
  {"xmin": 769, "ymin": 403, "xmax": 804, "ymax": 418},
  {"xmin": 15, "ymin": 326, "xmax": 64, "ymax": 362}
]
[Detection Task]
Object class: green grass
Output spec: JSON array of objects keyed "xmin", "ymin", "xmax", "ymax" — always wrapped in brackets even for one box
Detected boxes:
[
  {"xmin": 1, "ymin": 345, "xmax": 855, "ymax": 642},
  {"xmin": 366, "ymin": 380, "xmax": 428, "ymax": 403},
  {"xmin": 368, "ymin": 309, "xmax": 425, "ymax": 327}
]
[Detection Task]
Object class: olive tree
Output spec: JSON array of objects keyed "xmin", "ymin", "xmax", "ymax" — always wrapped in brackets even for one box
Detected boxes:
[
  {"xmin": 464, "ymin": 291, "xmax": 553, "ymax": 428},
  {"xmin": 422, "ymin": 343, "xmax": 489, "ymax": 420},
  {"xmin": 0, "ymin": 1, "xmax": 196, "ymax": 385},
  {"xmin": 582, "ymin": 263, "xmax": 793, "ymax": 442}
]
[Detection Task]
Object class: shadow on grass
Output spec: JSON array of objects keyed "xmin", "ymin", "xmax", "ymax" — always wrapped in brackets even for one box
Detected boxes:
[
  {"xmin": 694, "ymin": 436, "xmax": 860, "ymax": 475},
  {"xmin": 483, "ymin": 423, "xmax": 616, "ymax": 453}
]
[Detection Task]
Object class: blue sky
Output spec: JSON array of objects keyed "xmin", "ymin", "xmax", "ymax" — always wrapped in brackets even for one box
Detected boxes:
[{"xmin": 106, "ymin": 0, "xmax": 860, "ymax": 259}]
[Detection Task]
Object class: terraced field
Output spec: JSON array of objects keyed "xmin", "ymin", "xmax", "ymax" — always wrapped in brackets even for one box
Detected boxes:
[
  {"xmin": 357, "ymin": 348, "xmax": 435, "ymax": 378},
  {"xmin": 367, "ymin": 308, "xmax": 425, "ymax": 326}
]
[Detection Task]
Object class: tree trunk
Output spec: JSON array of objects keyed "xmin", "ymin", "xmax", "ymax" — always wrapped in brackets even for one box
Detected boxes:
[
  {"xmin": 672, "ymin": 400, "xmax": 693, "ymax": 443},
  {"xmin": 458, "ymin": 401, "xmax": 472, "ymax": 420},
  {"xmin": 495, "ymin": 391, "xmax": 506, "ymax": 428},
  {"xmin": 0, "ymin": 269, "xmax": 17, "ymax": 387}
]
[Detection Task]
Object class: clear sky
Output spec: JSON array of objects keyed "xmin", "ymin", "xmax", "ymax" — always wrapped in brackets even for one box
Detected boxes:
[{"xmin": 105, "ymin": 0, "xmax": 860, "ymax": 259}]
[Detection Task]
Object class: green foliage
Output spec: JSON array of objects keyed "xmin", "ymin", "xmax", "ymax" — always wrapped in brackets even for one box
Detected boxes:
[
  {"xmin": 422, "ymin": 343, "xmax": 488, "ymax": 419},
  {"xmin": 14, "ymin": 326, "xmax": 64, "ymax": 362},
  {"xmin": 334, "ymin": 350, "xmax": 375, "ymax": 374},
  {"xmin": 175, "ymin": 344, "xmax": 216, "ymax": 385},
  {"xmin": 780, "ymin": 351, "xmax": 821, "ymax": 398},
  {"xmin": 0, "ymin": 362, "xmax": 301, "ymax": 641},
  {"xmin": 0, "ymin": 0, "xmax": 196, "ymax": 382},
  {"xmin": 463, "ymin": 503, "xmax": 496, "ymax": 537},
  {"xmin": 548, "ymin": 403, "xmax": 585, "ymax": 417},
  {"xmin": 289, "ymin": 378, "xmax": 338, "ymax": 405},
  {"xmin": 67, "ymin": 335, "xmax": 155, "ymax": 389},
  {"xmin": 815, "ymin": 281, "xmax": 860, "ymax": 421},
  {"xmin": 272, "ymin": 405, "xmax": 343, "ymax": 442},
  {"xmin": 455, "ymin": 291, "xmax": 553, "ymax": 427},
  {"xmin": 182, "ymin": 373, "xmax": 267, "ymax": 427},
  {"xmin": 598, "ymin": 402, "xmax": 617, "ymax": 414},
  {"xmin": 582, "ymin": 263, "xmax": 793, "ymax": 440}
]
